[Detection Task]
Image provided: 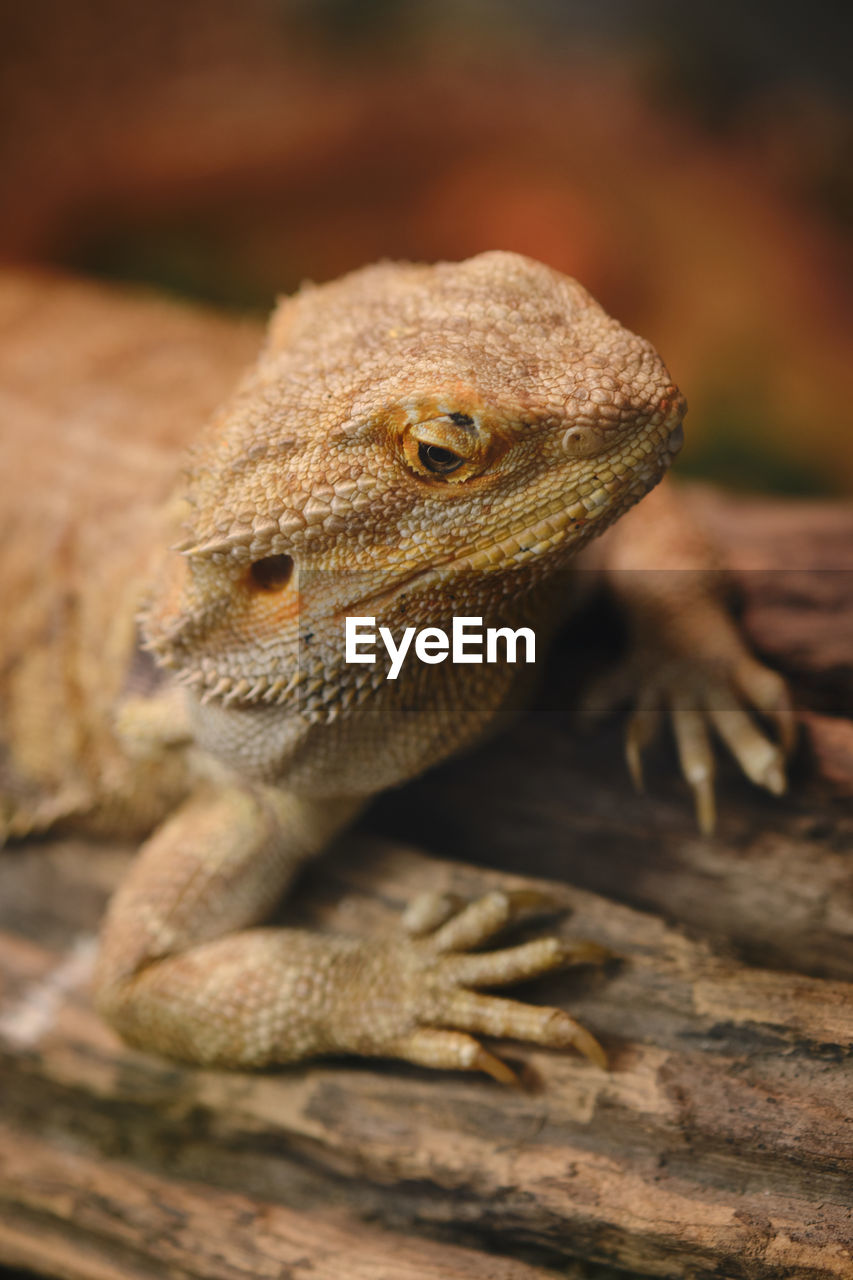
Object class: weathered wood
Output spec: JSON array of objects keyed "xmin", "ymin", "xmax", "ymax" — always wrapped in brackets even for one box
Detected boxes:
[
  {"xmin": 0, "ymin": 1123, "xmax": 564, "ymax": 1280},
  {"xmin": 1, "ymin": 837, "xmax": 851, "ymax": 1280},
  {"xmin": 1, "ymin": 272, "xmax": 852, "ymax": 1280}
]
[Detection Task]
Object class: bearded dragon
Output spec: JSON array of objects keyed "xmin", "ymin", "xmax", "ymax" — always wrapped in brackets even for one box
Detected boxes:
[{"xmin": 0, "ymin": 252, "xmax": 793, "ymax": 1081}]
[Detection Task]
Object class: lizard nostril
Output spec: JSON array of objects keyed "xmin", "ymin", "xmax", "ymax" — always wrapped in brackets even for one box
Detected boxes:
[
  {"xmin": 249, "ymin": 554, "xmax": 294, "ymax": 592},
  {"xmin": 562, "ymin": 425, "xmax": 603, "ymax": 458}
]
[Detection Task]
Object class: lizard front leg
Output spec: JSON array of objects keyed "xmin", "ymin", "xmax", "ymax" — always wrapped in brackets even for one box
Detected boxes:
[
  {"xmin": 580, "ymin": 480, "xmax": 796, "ymax": 832},
  {"xmin": 94, "ymin": 783, "xmax": 362, "ymax": 1065},
  {"xmin": 95, "ymin": 784, "xmax": 605, "ymax": 1076}
]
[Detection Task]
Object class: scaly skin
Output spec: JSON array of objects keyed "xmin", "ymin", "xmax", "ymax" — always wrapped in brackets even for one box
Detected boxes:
[{"xmin": 0, "ymin": 254, "xmax": 792, "ymax": 1079}]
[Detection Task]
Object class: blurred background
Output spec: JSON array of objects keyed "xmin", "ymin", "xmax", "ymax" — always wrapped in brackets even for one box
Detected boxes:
[{"xmin": 1, "ymin": 0, "xmax": 850, "ymax": 494}]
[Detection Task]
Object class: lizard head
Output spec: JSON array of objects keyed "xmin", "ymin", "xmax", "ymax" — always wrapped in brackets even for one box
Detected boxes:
[{"xmin": 142, "ymin": 251, "xmax": 685, "ymax": 709}]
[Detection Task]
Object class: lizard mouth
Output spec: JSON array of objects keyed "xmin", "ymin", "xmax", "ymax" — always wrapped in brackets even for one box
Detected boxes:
[{"xmin": 343, "ymin": 424, "xmax": 680, "ymax": 617}]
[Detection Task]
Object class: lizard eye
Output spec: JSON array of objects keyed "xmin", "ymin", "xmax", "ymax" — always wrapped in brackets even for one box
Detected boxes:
[
  {"xmin": 401, "ymin": 414, "xmax": 486, "ymax": 483},
  {"xmin": 418, "ymin": 443, "xmax": 464, "ymax": 474}
]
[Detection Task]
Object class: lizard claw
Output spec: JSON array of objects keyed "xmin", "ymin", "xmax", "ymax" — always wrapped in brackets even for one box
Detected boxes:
[
  {"xmin": 583, "ymin": 649, "xmax": 795, "ymax": 833},
  {"xmin": 624, "ymin": 692, "xmax": 663, "ymax": 793},
  {"xmin": 471, "ymin": 1043, "xmax": 522, "ymax": 1086}
]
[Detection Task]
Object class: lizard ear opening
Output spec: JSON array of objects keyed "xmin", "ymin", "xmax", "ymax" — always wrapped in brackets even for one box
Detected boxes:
[{"xmin": 248, "ymin": 554, "xmax": 294, "ymax": 592}]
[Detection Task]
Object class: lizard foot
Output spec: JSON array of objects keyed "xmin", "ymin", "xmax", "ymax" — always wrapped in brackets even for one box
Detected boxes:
[
  {"xmin": 581, "ymin": 649, "xmax": 796, "ymax": 834},
  {"xmin": 338, "ymin": 889, "xmax": 608, "ymax": 1081}
]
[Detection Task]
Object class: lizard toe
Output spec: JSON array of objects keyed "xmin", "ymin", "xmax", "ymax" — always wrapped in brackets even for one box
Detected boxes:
[
  {"xmin": 423, "ymin": 888, "xmax": 560, "ymax": 954},
  {"xmin": 384, "ymin": 1028, "xmax": 520, "ymax": 1083},
  {"xmin": 442, "ymin": 936, "xmax": 610, "ymax": 988},
  {"xmin": 706, "ymin": 704, "xmax": 787, "ymax": 796},
  {"xmin": 435, "ymin": 988, "xmax": 606, "ymax": 1068}
]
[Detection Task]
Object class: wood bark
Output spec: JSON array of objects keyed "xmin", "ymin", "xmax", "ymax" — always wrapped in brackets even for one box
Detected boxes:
[{"xmin": 1, "ymin": 273, "xmax": 851, "ymax": 1280}]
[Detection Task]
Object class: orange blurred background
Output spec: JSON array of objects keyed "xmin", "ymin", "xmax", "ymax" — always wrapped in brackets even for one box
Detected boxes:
[{"xmin": 1, "ymin": 0, "xmax": 850, "ymax": 493}]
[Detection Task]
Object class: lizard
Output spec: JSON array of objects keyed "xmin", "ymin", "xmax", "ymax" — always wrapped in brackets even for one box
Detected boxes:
[{"xmin": 0, "ymin": 252, "xmax": 794, "ymax": 1082}]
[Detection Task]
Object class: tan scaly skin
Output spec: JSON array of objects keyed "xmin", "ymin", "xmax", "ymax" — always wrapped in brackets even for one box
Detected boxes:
[{"xmin": 0, "ymin": 253, "xmax": 793, "ymax": 1081}]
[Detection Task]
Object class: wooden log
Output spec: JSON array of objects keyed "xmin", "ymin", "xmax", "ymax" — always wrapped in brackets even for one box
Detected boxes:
[
  {"xmin": 0, "ymin": 1123, "xmax": 564, "ymax": 1280},
  {"xmin": 1, "ymin": 837, "xmax": 851, "ymax": 1280}
]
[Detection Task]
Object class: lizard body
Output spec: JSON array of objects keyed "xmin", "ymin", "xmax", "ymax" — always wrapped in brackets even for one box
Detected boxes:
[{"xmin": 0, "ymin": 254, "xmax": 791, "ymax": 1079}]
